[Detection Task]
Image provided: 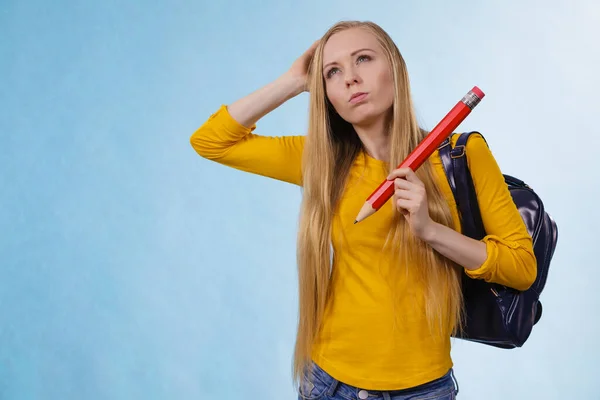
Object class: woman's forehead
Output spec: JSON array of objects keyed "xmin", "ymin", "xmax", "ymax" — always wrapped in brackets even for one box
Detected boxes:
[{"xmin": 322, "ymin": 29, "xmax": 379, "ymax": 63}]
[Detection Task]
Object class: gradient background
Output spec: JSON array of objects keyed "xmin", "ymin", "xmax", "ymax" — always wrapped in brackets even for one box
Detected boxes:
[{"xmin": 2, "ymin": 0, "xmax": 598, "ymax": 399}]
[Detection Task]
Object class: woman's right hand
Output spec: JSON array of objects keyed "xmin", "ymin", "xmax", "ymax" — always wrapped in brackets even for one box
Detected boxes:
[
  {"xmin": 226, "ymin": 40, "xmax": 321, "ymax": 127},
  {"xmin": 285, "ymin": 40, "xmax": 320, "ymax": 94}
]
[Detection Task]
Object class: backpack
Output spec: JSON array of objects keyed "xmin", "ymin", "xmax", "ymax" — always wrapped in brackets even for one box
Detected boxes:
[{"xmin": 438, "ymin": 131, "xmax": 558, "ymax": 348}]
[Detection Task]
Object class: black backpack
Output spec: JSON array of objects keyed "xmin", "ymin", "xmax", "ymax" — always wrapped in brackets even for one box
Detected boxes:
[{"xmin": 438, "ymin": 132, "xmax": 558, "ymax": 348}]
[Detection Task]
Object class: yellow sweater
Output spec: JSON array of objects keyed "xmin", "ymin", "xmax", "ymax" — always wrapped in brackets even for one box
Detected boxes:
[{"xmin": 190, "ymin": 105, "xmax": 537, "ymax": 390}]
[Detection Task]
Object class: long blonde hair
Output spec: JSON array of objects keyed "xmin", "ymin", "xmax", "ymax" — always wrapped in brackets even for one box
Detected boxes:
[{"xmin": 293, "ymin": 20, "xmax": 464, "ymax": 385}]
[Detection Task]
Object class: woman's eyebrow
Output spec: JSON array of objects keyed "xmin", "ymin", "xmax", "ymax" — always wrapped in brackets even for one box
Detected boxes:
[{"xmin": 323, "ymin": 48, "xmax": 375, "ymax": 70}]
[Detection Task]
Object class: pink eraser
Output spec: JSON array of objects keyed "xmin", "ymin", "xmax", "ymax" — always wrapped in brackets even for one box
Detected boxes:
[{"xmin": 471, "ymin": 86, "xmax": 485, "ymax": 99}]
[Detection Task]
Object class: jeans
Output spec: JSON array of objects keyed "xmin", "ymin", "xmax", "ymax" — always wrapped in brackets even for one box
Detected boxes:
[{"xmin": 297, "ymin": 362, "xmax": 459, "ymax": 400}]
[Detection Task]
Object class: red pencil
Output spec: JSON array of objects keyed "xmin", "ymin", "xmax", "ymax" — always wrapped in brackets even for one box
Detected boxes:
[{"xmin": 354, "ymin": 86, "xmax": 485, "ymax": 224}]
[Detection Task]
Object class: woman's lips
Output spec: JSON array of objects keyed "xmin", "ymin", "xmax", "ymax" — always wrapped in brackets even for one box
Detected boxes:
[{"xmin": 349, "ymin": 92, "xmax": 368, "ymax": 104}]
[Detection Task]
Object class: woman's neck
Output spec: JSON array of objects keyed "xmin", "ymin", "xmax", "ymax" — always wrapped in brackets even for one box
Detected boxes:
[{"xmin": 353, "ymin": 116, "xmax": 391, "ymax": 162}]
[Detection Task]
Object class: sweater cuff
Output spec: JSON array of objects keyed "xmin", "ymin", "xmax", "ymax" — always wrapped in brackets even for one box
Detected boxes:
[
  {"xmin": 211, "ymin": 104, "xmax": 256, "ymax": 133},
  {"xmin": 464, "ymin": 235, "xmax": 503, "ymax": 279}
]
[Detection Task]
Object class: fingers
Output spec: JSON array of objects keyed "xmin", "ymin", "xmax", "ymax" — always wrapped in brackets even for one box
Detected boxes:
[
  {"xmin": 387, "ymin": 167, "xmax": 423, "ymax": 186},
  {"xmin": 394, "ymin": 174, "xmax": 426, "ymax": 214},
  {"xmin": 394, "ymin": 178, "xmax": 414, "ymax": 190},
  {"xmin": 394, "ymin": 177, "xmax": 425, "ymax": 198},
  {"xmin": 395, "ymin": 198, "xmax": 411, "ymax": 215},
  {"xmin": 394, "ymin": 188, "xmax": 417, "ymax": 200}
]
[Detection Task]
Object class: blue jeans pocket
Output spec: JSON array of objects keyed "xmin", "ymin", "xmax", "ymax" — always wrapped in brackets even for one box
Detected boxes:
[
  {"xmin": 298, "ymin": 362, "xmax": 331, "ymax": 400},
  {"xmin": 402, "ymin": 370, "xmax": 458, "ymax": 400},
  {"xmin": 405, "ymin": 387, "xmax": 456, "ymax": 400}
]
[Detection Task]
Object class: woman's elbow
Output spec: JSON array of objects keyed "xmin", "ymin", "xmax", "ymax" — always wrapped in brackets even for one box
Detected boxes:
[
  {"xmin": 189, "ymin": 129, "xmax": 218, "ymax": 160},
  {"xmin": 513, "ymin": 249, "xmax": 538, "ymax": 291}
]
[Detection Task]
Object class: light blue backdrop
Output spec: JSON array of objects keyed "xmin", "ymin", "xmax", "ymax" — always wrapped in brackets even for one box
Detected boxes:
[{"xmin": 2, "ymin": 0, "xmax": 598, "ymax": 398}]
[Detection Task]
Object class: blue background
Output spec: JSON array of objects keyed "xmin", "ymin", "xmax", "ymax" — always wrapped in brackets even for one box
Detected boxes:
[{"xmin": 2, "ymin": 0, "xmax": 598, "ymax": 398}]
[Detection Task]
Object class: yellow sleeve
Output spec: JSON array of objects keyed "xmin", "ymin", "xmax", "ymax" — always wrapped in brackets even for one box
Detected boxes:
[
  {"xmin": 189, "ymin": 105, "xmax": 304, "ymax": 186},
  {"xmin": 462, "ymin": 133, "xmax": 537, "ymax": 291}
]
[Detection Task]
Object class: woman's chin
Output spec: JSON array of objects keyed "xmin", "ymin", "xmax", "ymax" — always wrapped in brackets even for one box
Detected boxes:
[{"xmin": 345, "ymin": 108, "xmax": 384, "ymax": 127}]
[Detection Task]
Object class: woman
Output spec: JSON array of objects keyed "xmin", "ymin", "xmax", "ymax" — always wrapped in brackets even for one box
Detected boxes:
[{"xmin": 191, "ymin": 20, "xmax": 536, "ymax": 400}]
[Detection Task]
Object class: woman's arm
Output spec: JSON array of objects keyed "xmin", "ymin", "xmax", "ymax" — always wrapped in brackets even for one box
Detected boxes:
[
  {"xmin": 390, "ymin": 134, "xmax": 537, "ymax": 291},
  {"xmin": 190, "ymin": 41, "xmax": 319, "ymax": 185},
  {"xmin": 420, "ymin": 222, "xmax": 488, "ymax": 271},
  {"xmin": 226, "ymin": 73, "xmax": 304, "ymax": 128},
  {"xmin": 454, "ymin": 134, "xmax": 537, "ymax": 291}
]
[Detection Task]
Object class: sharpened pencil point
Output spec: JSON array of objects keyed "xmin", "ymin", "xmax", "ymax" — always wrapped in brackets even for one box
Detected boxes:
[{"xmin": 354, "ymin": 220, "xmax": 358, "ymax": 224}]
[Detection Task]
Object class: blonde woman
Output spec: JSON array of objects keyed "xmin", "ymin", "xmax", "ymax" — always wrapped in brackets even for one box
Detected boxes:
[{"xmin": 191, "ymin": 20, "xmax": 536, "ymax": 400}]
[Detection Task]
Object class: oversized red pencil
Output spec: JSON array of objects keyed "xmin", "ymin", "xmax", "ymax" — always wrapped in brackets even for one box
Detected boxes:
[{"xmin": 354, "ymin": 86, "xmax": 485, "ymax": 224}]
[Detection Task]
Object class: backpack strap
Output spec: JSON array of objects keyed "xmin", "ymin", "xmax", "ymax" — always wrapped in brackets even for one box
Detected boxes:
[{"xmin": 438, "ymin": 132, "xmax": 486, "ymax": 240}]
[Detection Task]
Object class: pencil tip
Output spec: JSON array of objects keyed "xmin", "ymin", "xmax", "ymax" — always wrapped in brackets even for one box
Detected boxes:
[{"xmin": 354, "ymin": 220, "xmax": 358, "ymax": 224}]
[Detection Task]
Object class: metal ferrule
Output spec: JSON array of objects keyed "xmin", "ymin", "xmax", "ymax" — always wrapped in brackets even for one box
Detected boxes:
[{"xmin": 461, "ymin": 91, "xmax": 482, "ymax": 109}]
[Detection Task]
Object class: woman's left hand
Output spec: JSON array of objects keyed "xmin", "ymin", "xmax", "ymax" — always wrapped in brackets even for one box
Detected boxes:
[{"xmin": 388, "ymin": 167, "xmax": 436, "ymax": 241}]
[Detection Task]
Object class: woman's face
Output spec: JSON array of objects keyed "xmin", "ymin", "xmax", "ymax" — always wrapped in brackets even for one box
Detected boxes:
[{"xmin": 322, "ymin": 28, "xmax": 394, "ymax": 127}]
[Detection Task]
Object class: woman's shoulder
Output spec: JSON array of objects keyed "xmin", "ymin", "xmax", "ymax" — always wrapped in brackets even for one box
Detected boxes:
[
  {"xmin": 448, "ymin": 131, "xmax": 488, "ymax": 149},
  {"xmin": 446, "ymin": 131, "xmax": 494, "ymax": 165}
]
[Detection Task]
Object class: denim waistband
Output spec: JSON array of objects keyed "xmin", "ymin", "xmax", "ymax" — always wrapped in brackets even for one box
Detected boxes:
[{"xmin": 299, "ymin": 362, "xmax": 459, "ymax": 400}]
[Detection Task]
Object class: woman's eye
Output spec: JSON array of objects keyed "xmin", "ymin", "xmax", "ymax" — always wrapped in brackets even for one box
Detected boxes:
[
  {"xmin": 326, "ymin": 55, "xmax": 370, "ymax": 79},
  {"xmin": 326, "ymin": 68, "xmax": 339, "ymax": 78}
]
